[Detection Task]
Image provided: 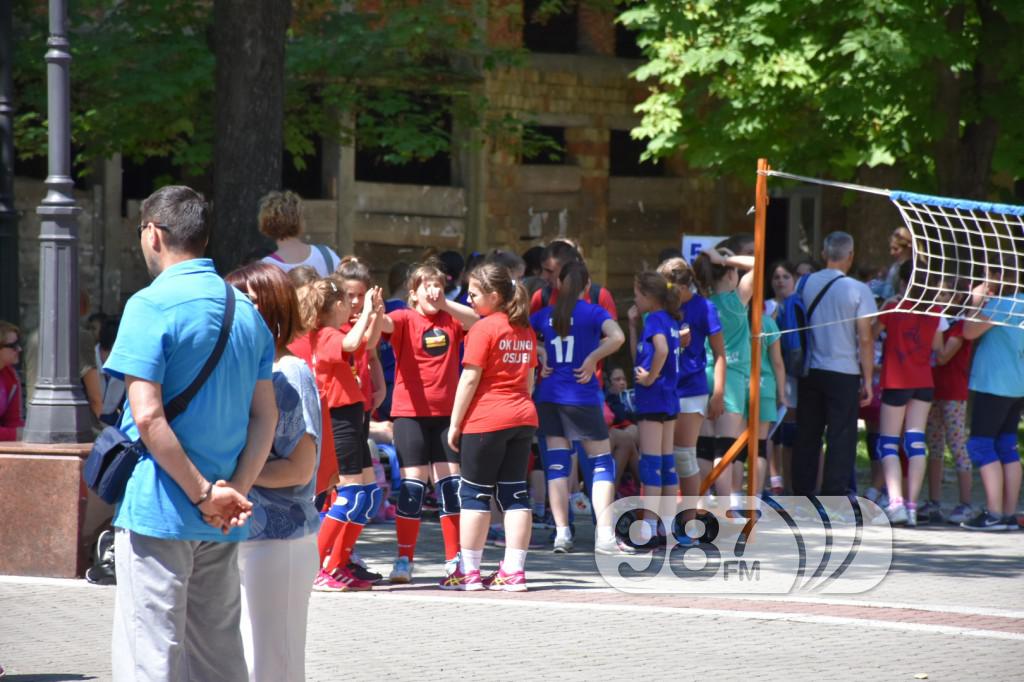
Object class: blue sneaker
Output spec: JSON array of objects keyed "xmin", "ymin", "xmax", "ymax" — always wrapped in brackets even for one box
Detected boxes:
[{"xmin": 961, "ymin": 510, "xmax": 1006, "ymax": 531}]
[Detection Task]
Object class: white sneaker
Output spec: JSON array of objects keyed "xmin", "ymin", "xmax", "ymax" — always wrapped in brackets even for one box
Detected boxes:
[
  {"xmin": 906, "ymin": 507, "xmax": 918, "ymax": 527},
  {"xmin": 553, "ymin": 535, "xmax": 574, "ymax": 554},
  {"xmin": 388, "ymin": 556, "xmax": 413, "ymax": 584},
  {"xmin": 885, "ymin": 502, "xmax": 908, "ymax": 525},
  {"xmin": 595, "ymin": 537, "xmax": 637, "ymax": 555}
]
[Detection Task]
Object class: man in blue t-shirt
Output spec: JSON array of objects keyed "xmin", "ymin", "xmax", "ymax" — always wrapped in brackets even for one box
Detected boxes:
[{"xmin": 104, "ymin": 186, "xmax": 277, "ymax": 681}]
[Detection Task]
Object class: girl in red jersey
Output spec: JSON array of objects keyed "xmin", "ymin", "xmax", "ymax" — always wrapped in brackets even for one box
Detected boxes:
[
  {"xmin": 442, "ymin": 263, "xmax": 538, "ymax": 591},
  {"xmin": 872, "ymin": 261, "xmax": 944, "ymax": 526},
  {"xmin": 379, "ymin": 262, "xmax": 479, "ymax": 583},
  {"xmin": 335, "ymin": 258, "xmax": 388, "ymax": 581},
  {"xmin": 291, "ymin": 275, "xmax": 382, "ymax": 591}
]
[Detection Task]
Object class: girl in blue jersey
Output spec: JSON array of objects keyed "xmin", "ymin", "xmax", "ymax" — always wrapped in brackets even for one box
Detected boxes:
[
  {"xmin": 531, "ymin": 261, "xmax": 627, "ymax": 554},
  {"xmin": 657, "ymin": 258, "xmax": 726, "ymax": 541},
  {"xmin": 693, "ymin": 247, "xmax": 757, "ymax": 510},
  {"xmin": 629, "ymin": 271, "xmax": 683, "ymax": 549}
]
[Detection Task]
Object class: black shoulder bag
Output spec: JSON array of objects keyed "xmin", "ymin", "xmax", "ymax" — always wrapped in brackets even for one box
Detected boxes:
[{"xmin": 84, "ymin": 281, "xmax": 236, "ymax": 504}]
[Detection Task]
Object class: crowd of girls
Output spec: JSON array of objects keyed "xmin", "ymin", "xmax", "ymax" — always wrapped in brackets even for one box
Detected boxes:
[{"xmin": 219, "ymin": 200, "xmax": 1020, "ymax": 680}]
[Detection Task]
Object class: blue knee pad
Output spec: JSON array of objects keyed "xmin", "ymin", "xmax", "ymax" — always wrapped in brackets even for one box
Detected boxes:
[
  {"xmin": 967, "ymin": 436, "xmax": 999, "ymax": 467},
  {"xmin": 639, "ymin": 454, "xmax": 664, "ymax": 487},
  {"xmin": 903, "ymin": 430, "xmax": 926, "ymax": 459},
  {"xmin": 396, "ymin": 478, "xmax": 426, "ymax": 519},
  {"xmin": 543, "ymin": 448, "xmax": 572, "ymax": 481},
  {"xmin": 459, "ymin": 478, "xmax": 494, "ymax": 512},
  {"xmin": 661, "ymin": 454, "xmax": 679, "ymax": 487},
  {"xmin": 359, "ymin": 483, "xmax": 382, "ymax": 524},
  {"xmin": 437, "ymin": 475, "xmax": 461, "ymax": 516},
  {"xmin": 996, "ymin": 433, "xmax": 1020, "ymax": 465},
  {"xmin": 589, "ymin": 453, "xmax": 616, "ymax": 484},
  {"xmin": 876, "ymin": 434, "xmax": 900, "ymax": 460},
  {"xmin": 325, "ymin": 484, "xmax": 364, "ymax": 523},
  {"xmin": 496, "ymin": 480, "xmax": 529, "ymax": 512}
]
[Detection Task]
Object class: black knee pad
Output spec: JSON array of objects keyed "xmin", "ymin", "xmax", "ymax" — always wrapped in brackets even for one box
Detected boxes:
[
  {"xmin": 697, "ymin": 436, "xmax": 716, "ymax": 462},
  {"xmin": 396, "ymin": 478, "xmax": 426, "ymax": 519},
  {"xmin": 437, "ymin": 475, "xmax": 461, "ymax": 516},
  {"xmin": 496, "ymin": 480, "xmax": 529, "ymax": 512},
  {"xmin": 716, "ymin": 436, "xmax": 746, "ymax": 463},
  {"xmin": 459, "ymin": 478, "xmax": 494, "ymax": 512}
]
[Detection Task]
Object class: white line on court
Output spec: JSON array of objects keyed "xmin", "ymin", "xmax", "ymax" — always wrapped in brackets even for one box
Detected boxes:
[{"xmin": 339, "ymin": 591, "xmax": 1024, "ymax": 642}]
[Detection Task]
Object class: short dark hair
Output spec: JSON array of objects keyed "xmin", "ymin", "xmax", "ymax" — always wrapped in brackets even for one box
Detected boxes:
[
  {"xmin": 485, "ymin": 249, "xmax": 526, "ymax": 274},
  {"xmin": 522, "ymin": 245, "xmax": 544, "ymax": 276},
  {"xmin": 541, "ymin": 240, "xmax": 582, "ymax": 267},
  {"xmin": 140, "ymin": 185, "xmax": 209, "ymax": 254}
]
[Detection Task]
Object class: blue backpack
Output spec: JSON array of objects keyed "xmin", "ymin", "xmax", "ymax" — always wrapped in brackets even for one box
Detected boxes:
[{"xmin": 776, "ymin": 273, "xmax": 844, "ymax": 378}]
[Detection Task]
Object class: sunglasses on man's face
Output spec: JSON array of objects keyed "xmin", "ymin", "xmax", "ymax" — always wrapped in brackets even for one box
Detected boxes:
[
  {"xmin": 1, "ymin": 340, "xmax": 21, "ymax": 350},
  {"xmin": 137, "ymin": 222, "xmax": 170, "ymax": 239}
]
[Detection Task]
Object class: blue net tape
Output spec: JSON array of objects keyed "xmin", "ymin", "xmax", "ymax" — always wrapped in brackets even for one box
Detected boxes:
[{"xmin": 890, "ymin": 191, "xmax": 1024, "ymax": 217}]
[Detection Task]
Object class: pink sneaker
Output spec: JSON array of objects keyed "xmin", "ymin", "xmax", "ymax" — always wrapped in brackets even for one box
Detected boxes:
[
  {"xmin": 439, "ymin": 567, "xmax": 484, "ymax": 591},
  {"xmin": 483, "ymin": 562, "xmax": 527, "ymax": 592},
  {"xmin": 313, "ymin": 567, "xmax": 372, "ymax": 592}
]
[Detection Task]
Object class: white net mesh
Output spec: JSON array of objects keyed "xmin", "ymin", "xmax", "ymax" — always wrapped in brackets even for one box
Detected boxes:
[{"xmin": 890, "ymin": 191, "xmax": 1024, "ymax": 329}]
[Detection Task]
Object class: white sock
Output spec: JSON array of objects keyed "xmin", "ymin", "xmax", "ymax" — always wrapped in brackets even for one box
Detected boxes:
[
  {"xmin": 502, "ymin": 548, "xmax": 527, "ymax": 573},
  {"xmin": 644, "ymin": 518, "xmax": 659, "ymax": 537},
  {"xmin": 461, "ymin": 548, "xmax": 483, "ymax": 573},
  {"xmin": 770, "ymin": 475, "xmax": 783, "ymax": 489},
  {"xmin": 729, "ymin": 492, "xmax": 742, "ymax": 508},
  {"xmin": 596, "ymin": 526, "xmax": 615, "ymax": 544},
  {"xmin": 555, "ymin": 525, "xmax": 572, "ymax": 541}
]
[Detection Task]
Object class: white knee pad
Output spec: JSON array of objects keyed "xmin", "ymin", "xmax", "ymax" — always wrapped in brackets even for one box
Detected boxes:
[{"xmin": 674, "ymin": 447, "xmax": 699, "ymax": 479}]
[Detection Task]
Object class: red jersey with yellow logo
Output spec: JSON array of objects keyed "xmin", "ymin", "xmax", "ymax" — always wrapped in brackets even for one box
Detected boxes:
[{"xmin": 388, "ymin": 308, "xmax": 465, "ymax": 417}]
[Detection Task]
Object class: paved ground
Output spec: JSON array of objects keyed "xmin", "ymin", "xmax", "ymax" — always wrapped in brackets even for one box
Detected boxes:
[{"xmin": 2, "ymin": 509, "xmax": 1022, "ymax": 681}]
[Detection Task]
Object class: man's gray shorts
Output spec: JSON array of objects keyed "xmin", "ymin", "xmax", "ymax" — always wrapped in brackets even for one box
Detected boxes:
[{"xmin": 112, "ymin": 528, "xmax": 248, "ymax": 682}]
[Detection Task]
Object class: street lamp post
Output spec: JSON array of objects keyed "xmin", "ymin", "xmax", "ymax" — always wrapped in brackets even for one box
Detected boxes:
[
  {"xmin": 22, "ymin": 0, "xmax": 93, "ymax": 443},
  {"xmin": 0, "ymin": 0, "xmax": 18, "ymax": 325}
]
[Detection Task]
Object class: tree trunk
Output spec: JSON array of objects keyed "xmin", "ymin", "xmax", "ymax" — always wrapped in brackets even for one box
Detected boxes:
[
  {"xmin": 211, "ymin": 0, "xmax": 291, "ymax": 273},
  {"xmin": 933, "ymin": 1, "xmax": 1002, "ymax": 200}
]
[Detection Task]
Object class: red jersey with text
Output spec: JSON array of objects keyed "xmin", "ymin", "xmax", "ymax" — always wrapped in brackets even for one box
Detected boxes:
[
  {"xmin": 933, "ymin": 320, "xmax": 972, "ymax": 401},
  {"xmin": 879, "ymin": 301, "xmax": 940, "ymax": 390},
  {"xmin": 389, "ymin": 308, "xmax": 465, "ymax": 417},
  {"xmin": 288, "ymin": 328, "xmax": 364, "ymax": 409},
  {"xmin": 461, "ymin": 312, "xmax": 538, "ymax": 434}
]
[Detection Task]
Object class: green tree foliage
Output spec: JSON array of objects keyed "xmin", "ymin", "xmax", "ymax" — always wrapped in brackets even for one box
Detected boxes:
[
  {"xmin": 619, "ymin": 0, "xmax": 1024, "ymax": 199},
  {"xmin": 12, "ymin": 0, "xmax": 522, "ymax": 180}
]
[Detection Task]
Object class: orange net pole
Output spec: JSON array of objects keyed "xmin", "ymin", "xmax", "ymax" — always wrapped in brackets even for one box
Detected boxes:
[{"xmin": 747, "ymin": 158, "xmax": 770, "ymax": 499}]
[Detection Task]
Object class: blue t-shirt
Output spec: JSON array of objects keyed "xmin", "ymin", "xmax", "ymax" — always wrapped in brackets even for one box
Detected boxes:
[
  {"xmin": 104, "ymin": 259, "xmax": 275, "ymax": 542},
  {"xmin": 635, "ymin": 309, "xmax": 680, "ymax": 415},
  {"xmin": 969, "ymin": 294, "xmax": 1024, "ymax": 398},
  {"xmin": 247, "ymin": 356, "xmax": 322, "ymax": 542},
  {"xmin": 530, "ymin": 301, "xmax": 612, "ymax": 406},
  {"xmin": 677, "ymin": 293, "xmax": 722, "ymax": 398}
]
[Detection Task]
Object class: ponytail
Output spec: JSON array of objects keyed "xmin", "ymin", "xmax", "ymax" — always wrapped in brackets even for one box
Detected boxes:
[
  {"xmin": 552, "ymin": 260, "xmax": 589, "ymax": 337},
  {"xmin": 692, "ymin": 248, "xmax": 734, "ymax": 298},
  {"xmin": 469, "ymin": 262, "xmax": 531, "ymax": 328},
  {"xmin": 337, "ymin": 255, "xmax": 372, "ymax": 285},
  {"xmin": 635, "ymin": 270, "xmax": 682, "ymax": 320},
  {"xmin": 296, "ymin": 277, "xmax": 344, "ymax": 330}
]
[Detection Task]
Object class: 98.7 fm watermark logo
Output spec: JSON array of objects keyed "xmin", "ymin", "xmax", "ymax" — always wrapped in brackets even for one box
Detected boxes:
[{"xmin": 596, "ymin": 496, "xmax": 893, "ymax": 594}]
